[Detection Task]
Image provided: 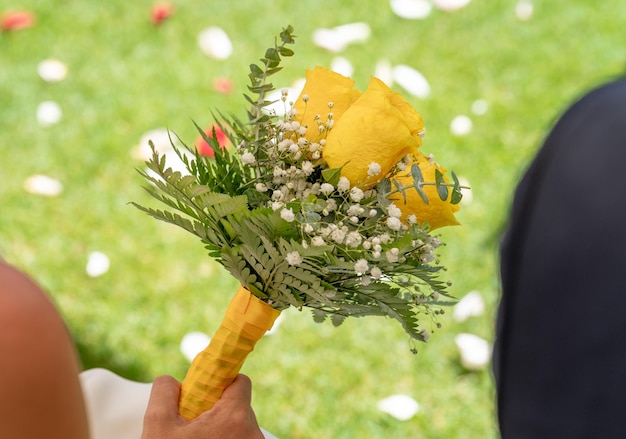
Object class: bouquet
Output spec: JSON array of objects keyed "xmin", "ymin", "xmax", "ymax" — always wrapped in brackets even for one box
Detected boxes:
[{"xmin": 134, "ymin": 26, "xmax": 463, "ymax": 420}]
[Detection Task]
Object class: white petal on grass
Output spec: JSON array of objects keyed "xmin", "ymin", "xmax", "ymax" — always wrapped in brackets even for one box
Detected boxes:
[
  {"xmin": 450, "ymin": 114, "xmax": 473, "ymax": 136},
  {"xmin": 515, "ymin": 1, "xmax": 534, "ymax": 20},
  {"xmin": 433, "ymin": 0, "xmax": 472, "ymax": 11},
  {"xmin": 330, "ymin": 56, "xmax": 354, "ymax": 78},
  {"xmin": 23, "ymin": 174, "xmax": 63, "ymax": 196},
  {"xmin": 132, "ymin": 128, "xmax": 175, "ymax": 161},
  {"xmin": 180, "ymin": 331, "xmax": 211, "ymax": 362},
  {"xmin": 198, "ymin": 26, "xmax": 233, "ymax": 60},
  {"xmin": 37, "ymin": 59, "xmax": 68, "ymax": 82},
  {"xmin": 86, "ymin": 251, "xmax": 110, "ymax": 278},
  {"xmin": 453, "ymin": 290, "xmax": 485, "ymax": 322},
  {"xmin": 455, "ymin": 333, "xmax": 491, "ymax": 371},
  {"xmin": 392, "ymin": 65, "xmax": 430, "ymax": 98},
  {"xmin": 37, "ymin": 101, "xmax": 62, "ymax": 126},
  {"xmin": 471, "ymin": 99, "xmax": 489, "ymax": 115},
  {"xmin": 374, "ymin": 59, "xmax": 394, "ymax": 86},
  {"xmin": 377, "ymin": 394, "xmax": 420, "ymax": 420},
  {"xmin": 312, "ymin": 22, "xmax": 371, "ymax": 52},
  {"xmin": 390, "ymin": 0, "xmax": 432, "ymax": 19}
]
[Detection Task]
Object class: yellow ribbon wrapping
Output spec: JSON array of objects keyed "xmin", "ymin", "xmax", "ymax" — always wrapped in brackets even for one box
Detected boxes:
[{"xmin": 178, "ymin": 286, "xmax": 281, "ymax": 420}]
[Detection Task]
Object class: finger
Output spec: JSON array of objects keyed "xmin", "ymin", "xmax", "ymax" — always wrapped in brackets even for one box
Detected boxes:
[
  {"xmin": 145, "ymin": 375, "xmax": 182, "ymax": 420},
  {"xmin": 219, "ymin": 374, "xmax": 253, "ymax": 406}
]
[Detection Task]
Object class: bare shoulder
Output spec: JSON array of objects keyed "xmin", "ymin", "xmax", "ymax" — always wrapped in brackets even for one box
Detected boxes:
[{"xmin": 0, "ymin": 262, "xmax": 90, "ymax": 438}]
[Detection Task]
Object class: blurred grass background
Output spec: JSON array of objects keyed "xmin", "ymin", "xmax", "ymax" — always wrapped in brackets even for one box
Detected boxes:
[{"xmin": 1, "ymin": 0, "xmax": 624, "ymax": 437}]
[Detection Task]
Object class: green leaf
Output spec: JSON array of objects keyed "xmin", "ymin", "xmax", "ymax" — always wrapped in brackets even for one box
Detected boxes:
[
  {"xmin": 450, "ymin": 171, "xmax": 463, "ymax": 205},
  {"xmin": 435, "ymin": 169, "xmax": 449, "ymax": 201},
  {"xmin": 321, "ymin": 167, "xmax": 342, "ymax": 185},
  {"xmin": 410, "ymin": 164, "xmax": 429, "ymax": 204}
]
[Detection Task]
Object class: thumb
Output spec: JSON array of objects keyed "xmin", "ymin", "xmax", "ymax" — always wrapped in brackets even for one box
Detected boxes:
[
  {"xmin": 144, "ymin": 375, "xmax": 183, "ymax": 421},
  {"xmin": 215, "ymin": 374, "xmax": 253, "ymax": 407}
]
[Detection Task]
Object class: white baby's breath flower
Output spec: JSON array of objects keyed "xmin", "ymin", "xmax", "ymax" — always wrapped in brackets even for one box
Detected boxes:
[
  {"xmin": 300, "ymin": 161, "xmax": 314, "ymax": 176},
  {"xmin": 379, "ymin": 233, "xmax": 391, "ymax": 244},
  {"xmin": 349, "ymin": 216, "xmax": 359, "ymax": 224},
  {"xmin": 346, "ymin": 231, "xmax": 362, "ymax": 247},
  {"xmin": 387, "ymin": 217, "xmax": 402, "ymax": 231},
  {"xmin": 320, "ymin": 183, "xmax": 334, "ymax": 195},
  {"xmin": 347, "ymin": 205, "xmax": 364, "ymax": 216},
  {"xmin": 354, "ymin": 259, "xmax": 369, "ymax": 274},
  {"xmin": 396, "ymin": 161, "xmax": 407, "ymax": 171},
  {"xmin": 369, "ymin": 209, "xmax": 378, "ymax": 217},
  {"xmin": 325, "ymin": 199, "xmax": 337, "ymax": 212},
  {"xmin": 362, "ymin": 240, "xmax": 372, "ymax": 250},
  {"xmin": 331, "ymin": 228, "xmax": 346, "ymax": 244},
  {"xmin": 255, "ymin": 183, "xmax": 268, "ymax": 192},
  {"xmin": 350, "ymin": 187, "xmax": 364, "ymax": 202},
  {"xmin": 361, "ymin": 275, "xmax": 371, "ymax": 286},
  {"xmin": 367, "ymin": 162, "xmax": 382, "ymax": 177},
  {"xmin": 386, "ymin": 248, "xmax": 400, "ymax": 263},
  {"xmin": 407, "ymin": 214, "xmax": 417, "ymax": 224},
  {"xmin": 337, "ymin": 176, "xmax": 351, "ymax": 193},
  {"xmin": 311, "ymin": 151, "xmax": 321, "ymax": 159},
  {"xmin": 311, "ymin": 236, "xmax": 325, "ymax": 246},
  {"xmin": 370, "ymin": 266, "xmax": 382, "ymax": 279},
  {"xmin": 388, "ymin": 203, "xmax": 402, "ymax": 218},
  {"xmin": 280, "ymin": 208, "xmax": 295, "ymax": 222},
  {"xmin": 241, "ymin": 152, "xmax": 256, "ymax": 164},
  {"xmin": 271, "ymin": 201, "xmax": 284, "ymax": 211},
  {"xmin": 303, "ymin": 223, "xmax": 314, "ymax": 234},
  {"xmin": 285, "ymin": 251, "xmax": 302, "ymax": 266}
]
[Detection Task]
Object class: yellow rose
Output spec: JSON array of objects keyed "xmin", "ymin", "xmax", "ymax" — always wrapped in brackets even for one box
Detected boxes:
[
  {"xmin": 317, "ymin": 75, "xmax": 425, "ymax": 189},
  {"xmin": 293, "ymin": 66, "xmax": 362, "ymax": 140},
  {"xmin": 294, "ymin": 67, "xmax": 459, "ymax": 230},
  {"xmin": 388, "ymin": 152, "xmax": 460, "ymax": 230}
]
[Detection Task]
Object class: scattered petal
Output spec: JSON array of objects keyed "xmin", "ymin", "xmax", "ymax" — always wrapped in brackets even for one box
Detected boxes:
[
  {"xmin": 23, "ymin": 174, "xmax": 63, "ymax": 196},
  {"xmin": 453, "ymin": 290, "xmax": 484, "ymax": 322},
  {"xmin": 377, "ymin": 394, "xmax": 420, "ymax": 420},
  {"xmin": 455, "ymin": 333, "xmax": 491, "ymax": 371},
  {"xmin": 515, "ymin": 1, "xmax": 534, "ymax": 20},
  {"xmin": 392, "ymin": 65, "xmax": 430, "ymax": 98},
  {"xmin": 37, "ymin": 59, "xmax": 68, "ymax": 83},
  {"xmin": 195, "ymin": 123, "xmax": 231, "ymax": 157},
  {"xmin": 1, "ymin": 10, "xmax": 35, "ymax": 31},
  {"xmin": 36, "ymin": 101, "xmax": 62, "ymax": 126},
  {"xmin": 471, "ymin": 99, "xmax": 489, "ymax": 115},
  {"xmin": 86, "ymin": 251, "xmax": 110, "ymax": 278},
  {"xmin": 213, "ymin": 76, "xmax": 233, "ymax": 94},
  {"xmin": 450, "ymin": 114, "xmax": 472, "ymax": 136},
  {"xmin": 330, "ymin": 56, "xmax": 354, "ymax": 78},
  {"xmin": 198, "ymin": 26, "xmax": 233, "ymax": 60},
  {"xmin": 433, "ymin": 0, "xmax": 472, "ymax": 11},
  {"xmin": 390, "ymin": 0, "xmax": 432, "ymax": 19},
  {"xmin": 374, "ymin": 59, "xmax": 394, "ymax": 86},
  {"xmin": 180, "ymin": 331, "xmax": 211, "ymax": 362},
  {"xmin": 150, "ymin": 2, "xmax": 173, "ymax": 25},
  {"xmin": 312, "ymin": 22, "xmax": 371, "ymax": 52}
]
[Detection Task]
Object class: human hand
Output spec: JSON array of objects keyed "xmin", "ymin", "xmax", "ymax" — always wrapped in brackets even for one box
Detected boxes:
[{"xmin": 141, "ymin": 374, "xmax": 265, "ymax": 439}]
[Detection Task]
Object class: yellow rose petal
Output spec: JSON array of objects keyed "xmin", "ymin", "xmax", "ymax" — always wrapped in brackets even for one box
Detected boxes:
[
  {"xmin": 293, "ymin": 66, "xmax": 362, "ymax": 140},
  {"xmin": 389, "ymin": 153, "xmax": 460, "ymax": 230},
  {"xmin": 323, "ymin": 77, "xmax": 424, "ymax": 188}
]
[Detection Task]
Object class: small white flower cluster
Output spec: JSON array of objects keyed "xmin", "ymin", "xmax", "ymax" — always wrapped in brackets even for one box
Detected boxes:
[{"xmin": 237, "ymin": 91, "xmax": 440, "ymax": 278}]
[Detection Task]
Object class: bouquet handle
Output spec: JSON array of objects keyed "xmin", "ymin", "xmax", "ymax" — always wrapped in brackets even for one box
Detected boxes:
[{"xmin": 178, "ymin": 286, "xmax": 281, "ymax": 420}]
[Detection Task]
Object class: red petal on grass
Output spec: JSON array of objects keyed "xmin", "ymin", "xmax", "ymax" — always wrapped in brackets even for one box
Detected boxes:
[
  {"xmin": 213, "ymin": 77, "xmax": 233, "ymax": 94},
  {"xmin": 1, "ymin": 10, "xmax": 35, "ymax": 31},
  {"xmin": 195, "ymin": 124, "xmax": 231, "ymax": 157},
  {"xmin": 150, "ymin": 2, "xmax": 173, "ymax": 25}
]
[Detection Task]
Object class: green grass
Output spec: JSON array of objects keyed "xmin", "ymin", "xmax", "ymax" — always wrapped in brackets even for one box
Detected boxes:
[{"xmin": 1, "ymin": 1, "xmax": 625, "ymax": 437}]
